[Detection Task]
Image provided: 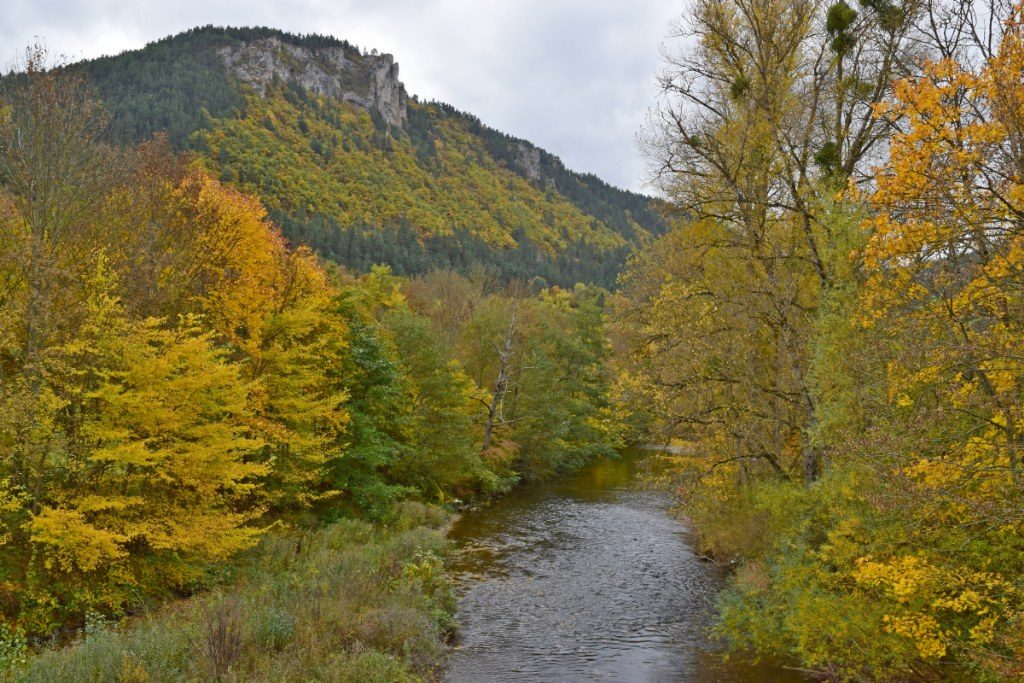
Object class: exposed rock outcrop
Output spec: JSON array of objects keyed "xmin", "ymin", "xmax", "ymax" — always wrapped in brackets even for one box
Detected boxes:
[
  {"xmin": 369, "ymin": 55, "xmax": 406, "ymax": 129},
  {"xmin": 219, "ymin": 37, "xmax": 408, "ymax": 127},
  {"xmin": 514, "ymin": 142, "xmax": 543, "ymax": 183}
]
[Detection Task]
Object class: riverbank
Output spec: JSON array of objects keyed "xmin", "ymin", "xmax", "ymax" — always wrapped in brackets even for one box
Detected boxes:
[
  {"xmin": 5, "ymin": 452, "xmax": 808, "ymax": 682},
  {"xmin": 3, "ymin": 503, "xmax": 453, "ymax": 682}
]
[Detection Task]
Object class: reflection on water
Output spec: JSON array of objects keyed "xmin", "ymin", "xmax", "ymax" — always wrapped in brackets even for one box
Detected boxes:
[{"xmin": 445, "ymin": 450, "xmax": 807, "ymax": 682}]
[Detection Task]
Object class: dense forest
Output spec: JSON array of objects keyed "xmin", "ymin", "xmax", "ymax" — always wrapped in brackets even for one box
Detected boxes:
[
  {"xmin": 613, "ymin": 0, "xmax": 1024, "ymax": 678},
  {"xmin": 63, "ymin": 26, "xmax": 667, "ymax": 288},
  {"xmin": 0, "ymin": 54, "xmax": 623, "ymax": 678}
]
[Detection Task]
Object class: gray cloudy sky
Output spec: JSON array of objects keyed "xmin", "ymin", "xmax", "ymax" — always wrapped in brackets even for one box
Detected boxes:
[{"xmin": 3, "ymin": 1, "xmax": 681, "ymax": 193}]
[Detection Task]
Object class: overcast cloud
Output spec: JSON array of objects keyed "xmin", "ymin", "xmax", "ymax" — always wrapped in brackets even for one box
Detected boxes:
[{"xmin": 3, "ymin": 1, "xmax": 681, "ymax": 193}]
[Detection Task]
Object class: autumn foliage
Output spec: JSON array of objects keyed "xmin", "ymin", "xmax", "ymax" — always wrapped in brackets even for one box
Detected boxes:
[
  {"xmin": 0, "ymin": 52, "xmax": 623, "ymax": 643},
  {"xmin": 618, "ymin": 0, "xmax": 1024, "ymax": 678}
]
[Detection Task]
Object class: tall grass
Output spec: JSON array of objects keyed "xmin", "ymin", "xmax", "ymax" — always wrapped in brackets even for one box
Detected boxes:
[{"xmin": 9, "ymin": 502, "xmax": 453, "ymax": 682}]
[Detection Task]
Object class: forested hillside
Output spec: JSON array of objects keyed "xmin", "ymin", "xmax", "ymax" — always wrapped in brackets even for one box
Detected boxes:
[{"xmin": 66, "ymin": 26, "xmax": 666, "ymax": 287}]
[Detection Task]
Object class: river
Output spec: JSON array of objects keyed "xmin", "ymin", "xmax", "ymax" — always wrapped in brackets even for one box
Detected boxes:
[{"xmin": 444, "ymin": 450, "xmax": 807, "ymax": 682}]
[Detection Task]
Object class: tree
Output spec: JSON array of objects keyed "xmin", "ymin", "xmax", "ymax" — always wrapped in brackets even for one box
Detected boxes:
[
  {"xmin": 1, "ymin": 264, "xmax": 264, "ymax": 632},
  {"xmin": 184, "ymin": 174, "xmax": 351, "ymax": 513},
  {"xmin": 848, "ymin": 10, "xmax": 1024, "ymax": 671},
  {"xmin": 642, "ymin": 0, "xmax": 918, "ymax": 482},
  {"xmin": 507, "ymin": 287, "xmax": 622, "ymax": 479},
  {"xmin": 383, "ymin": 309, "xmax": 481, "ymax": 499},
  {"xmin": 480, "ymin": 297, "xmax": 521, "ymax": 453},
  {"xmin": 327, "ymin": 293, "xmax": 416, "ymax": 519},
  {"xmin": 0, "ymin": 45, "xmax": 114, "ymax": 424}
]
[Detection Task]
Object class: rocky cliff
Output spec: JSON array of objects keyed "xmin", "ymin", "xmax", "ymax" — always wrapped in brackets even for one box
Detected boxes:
[
  {"xmin": 218, "ymin": 36, "xmax": 408, "ymax": 127},
  {"xmin": 514, "ymin": 142, "xmax": 543, "ymax": 183}
]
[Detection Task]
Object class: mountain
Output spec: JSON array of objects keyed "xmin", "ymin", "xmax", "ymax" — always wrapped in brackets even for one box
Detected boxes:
[{"xmin": 71, "ymin": 26, "xmax": 667, "ymax": 287}]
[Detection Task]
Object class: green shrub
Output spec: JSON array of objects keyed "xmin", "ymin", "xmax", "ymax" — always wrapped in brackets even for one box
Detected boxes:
[{"xmin": 13, "ymin": 512, "xmax": 453, "ymax": 682}]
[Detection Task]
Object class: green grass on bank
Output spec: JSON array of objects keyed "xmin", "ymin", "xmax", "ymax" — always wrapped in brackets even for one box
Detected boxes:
[{"xmin": 5, "ymin": 503, "xmax": 453, "ymax": 682}]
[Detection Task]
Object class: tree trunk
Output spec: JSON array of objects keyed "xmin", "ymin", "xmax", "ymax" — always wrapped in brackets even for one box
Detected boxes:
[{"xmin": 482, "ymin": 302, "xmax": 518, "ymax": 451}]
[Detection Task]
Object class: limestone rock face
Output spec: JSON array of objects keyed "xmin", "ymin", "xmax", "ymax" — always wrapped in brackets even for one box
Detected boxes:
[
  {"xmin": 369, "ymin": 55, "xmax": 406, "ymax": 130},
  {"xmin": 514, "ymin": 142, "xmax": 542, "ymax": 183},
  {"xmin": 219, "ymin": 37, "xmax": 408, "ymax": 127}
]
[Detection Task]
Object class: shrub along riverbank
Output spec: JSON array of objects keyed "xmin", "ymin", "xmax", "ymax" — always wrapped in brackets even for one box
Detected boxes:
[{"xmin": 8, "ymin": 503, "xmax": 451, "ymax": 682}]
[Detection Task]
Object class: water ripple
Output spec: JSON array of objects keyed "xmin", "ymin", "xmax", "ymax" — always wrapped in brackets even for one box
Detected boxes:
[{"xmin": 444, "ymin": 452, "xmax": 807, "ymax": 682}]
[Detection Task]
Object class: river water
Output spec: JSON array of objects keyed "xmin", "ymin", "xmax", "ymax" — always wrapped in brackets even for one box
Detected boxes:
[{"xmin": 444, "ymin": 450, "xmax": 806, "ymax": 682}]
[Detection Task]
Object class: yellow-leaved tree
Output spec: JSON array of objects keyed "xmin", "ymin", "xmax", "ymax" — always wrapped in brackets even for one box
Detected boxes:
[
  {"xmin": 191, "ymin": 175, "xmax": 351, "ymax": 513},
  {"xmin": 848, "ymin": 6, "xmax": 1024, "ymax": 674},
  {"xmin": 2, "ymin": 261, "xmax": 265, "ymax": 632}
]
